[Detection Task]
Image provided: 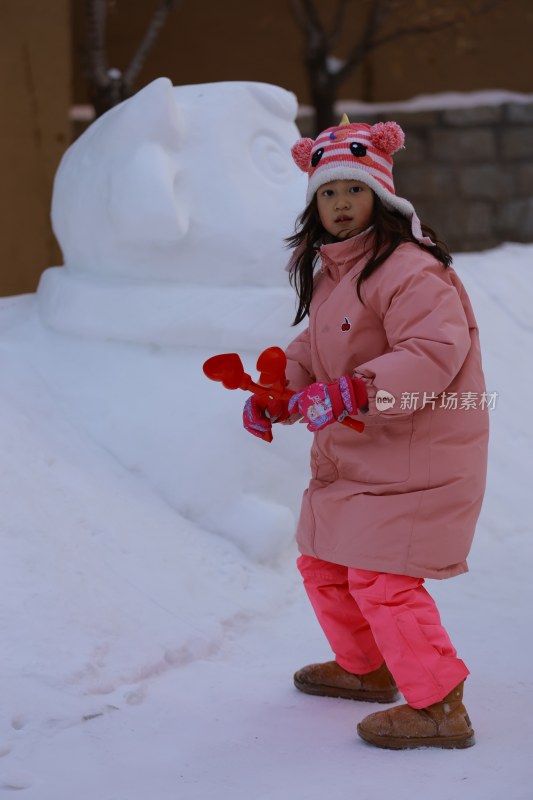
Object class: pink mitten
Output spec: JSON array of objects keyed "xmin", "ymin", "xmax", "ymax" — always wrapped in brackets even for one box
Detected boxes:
[
  {"xmin": 243, "ymin": 395, "xmax": 272, "ymax": 442},
  {"xmin": 288, "ymin": 376, "xmax": 368, "ymax": 432},
  {"xmin": 243, "ymin": 395, "xmax": 287, "ymax": 442}
]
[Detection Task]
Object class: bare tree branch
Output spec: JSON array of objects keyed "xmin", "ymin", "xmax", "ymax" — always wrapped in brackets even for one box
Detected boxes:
[
  {"xmin": 288, "ymin": 0, "xmax": 310, "ymax": 33},
  {"xmin": 86, "ymin": 0, "xmax": 110, "ymax": 87},
  {"xmin": 289, "ymin": 0, "xmax": 319, "ymax": 36},
  {"xmin": 300, "ymin": 0, "xmax": 325, "ymax": 36},
  {"xmin": 290, "ymin": 0, "xmax": 503, "ymax": 133},
  {"xmin": 335, "ymin": 0, "xmax": 386, "ymax": 84},
  {"xmin": 85, "ymin": 0, "xmax": 182, "ymax": 116},
  {"xmin": 328, "ymin": 0, "xmax": 350, "ymax": 51},
  {"xmin": 360, "ymin": 0, "xmax": 498, "ymax": 59},
  {"xmin": 123, "ymin": 0, "xmax": 182, "ymax": 89}
]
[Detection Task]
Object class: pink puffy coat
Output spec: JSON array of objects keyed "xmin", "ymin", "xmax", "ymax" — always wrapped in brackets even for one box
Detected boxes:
[{"xmin": 285, "ymin": 233, "xmax": 489, "ymax": 579}]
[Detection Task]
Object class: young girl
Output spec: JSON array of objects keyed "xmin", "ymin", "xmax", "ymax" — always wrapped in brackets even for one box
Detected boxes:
[{"xmin": 243, "ymin": 116, "xmax": 489, "ymax": 750}]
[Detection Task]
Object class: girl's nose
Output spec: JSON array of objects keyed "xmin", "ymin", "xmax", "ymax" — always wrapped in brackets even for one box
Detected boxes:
[{"xmin": 335, "ymin": 197, "xmax": 350, "ymax": 209}]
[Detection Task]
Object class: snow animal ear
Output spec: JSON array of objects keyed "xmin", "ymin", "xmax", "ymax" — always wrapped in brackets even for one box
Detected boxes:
[
  {"xmin": 247, "ymin": 83, "xmax": 298, "ymax": 122},
  {"xmin": 370, "ymin": 121, "xmax": 405, "ymax": 155},
  {"xmin": 291, "ymin": 138, "xmax": 314, "ymax": 172},
  {"xmin": 106, "ymin": 79, "xmax": 189, "ymax": 244},
  {"xmin": 120, "ymin": 76, "xmax": 185, "ymax": 150},
  {"xmin": 52, "ymin": 76, "xmax": 189, "ymax": 262}
]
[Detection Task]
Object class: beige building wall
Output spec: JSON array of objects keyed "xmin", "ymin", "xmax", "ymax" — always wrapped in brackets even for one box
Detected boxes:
[
  {"xmin": 0, "ymin": 0, "xmax": 70, "ymax": 296},
  {"xmin": 72, "ymin": 1, "xmax": 533, "ymax": 106}
]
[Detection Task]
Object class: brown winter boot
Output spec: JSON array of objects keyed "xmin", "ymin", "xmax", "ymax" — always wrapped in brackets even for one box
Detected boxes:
[
  {"xmin": 357, "ymin": 681, "xmax": 475, "ymax": 749},
  {"xmin": 294, "ymin": 660, "xmax": 399, "ymax": 703}
]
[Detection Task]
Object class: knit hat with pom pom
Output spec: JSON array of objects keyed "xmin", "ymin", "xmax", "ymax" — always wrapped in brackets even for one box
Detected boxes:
[{"xmin": 292, "ymin": 114, "xmax": 434, "ymax": 246}]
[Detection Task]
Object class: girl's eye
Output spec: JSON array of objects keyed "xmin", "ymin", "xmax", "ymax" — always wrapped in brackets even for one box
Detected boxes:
[
  {"xmin": 322, "ymin": 189, "xmax": 334, "ymax": 197},
  {"xmin": 349, "ymin": 186, "xmax": 362, "ymax": 193}
]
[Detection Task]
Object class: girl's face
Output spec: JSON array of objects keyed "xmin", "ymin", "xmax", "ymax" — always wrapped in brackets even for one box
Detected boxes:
[{"xmin": 316, "ymin": 180, "xmax": 375, "ymax": 239}]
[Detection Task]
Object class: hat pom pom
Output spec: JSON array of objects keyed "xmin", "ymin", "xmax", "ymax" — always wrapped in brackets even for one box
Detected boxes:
[
  {"xmin": 291, "ymin": 138, "xmax": 314, "ymax": 173},
  {"xmin": 370, "ymin": 121, "xmax": 405, "ymax": 155}
]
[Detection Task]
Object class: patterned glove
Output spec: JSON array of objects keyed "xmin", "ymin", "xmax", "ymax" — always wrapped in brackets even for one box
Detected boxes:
[
  {"xmin": 243, "ymin": 394, "xmax": 287, "ymax": 442},
  {"xmin": 287, "ymin": 375, "xmax": 368, "ymax": 432}
]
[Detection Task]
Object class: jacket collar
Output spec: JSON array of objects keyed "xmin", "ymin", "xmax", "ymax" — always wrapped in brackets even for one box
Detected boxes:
[{"xmin": 319, "ymin": 227, "xmax": 374, "ymax": 280}]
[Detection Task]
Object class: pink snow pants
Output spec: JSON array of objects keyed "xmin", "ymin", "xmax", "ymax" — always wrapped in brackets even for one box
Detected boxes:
[{"xmin": 297, "ymin": 555, "xmax": 469, "ymax": 709}]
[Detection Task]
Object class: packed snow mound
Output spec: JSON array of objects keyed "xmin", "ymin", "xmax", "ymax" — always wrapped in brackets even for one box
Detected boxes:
[
  {"xmin": 0, "ymin": 331, "xmax": 265, "ymax": 693},
  {"xmin": 0, "ymin": 244, "xmax": 531, "ymax": 799}
]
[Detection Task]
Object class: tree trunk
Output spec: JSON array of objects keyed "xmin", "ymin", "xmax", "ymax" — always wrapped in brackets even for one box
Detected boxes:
[
  {"xmin": 90, "ymin": 74, "xmax": 132, "ymax": 117},
  {"xmin": 85, "ymin": 0, "xmax": 180, "ymax": 118},
  {"xmin": 309, "ymin": 77, "xmax": 338, "ymax": 134}
]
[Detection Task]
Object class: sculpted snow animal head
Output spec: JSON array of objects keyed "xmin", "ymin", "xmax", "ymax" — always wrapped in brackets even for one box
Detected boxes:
[{"xmin": 51, "ymin": 78, "xmax": 306, "ymax": 286}]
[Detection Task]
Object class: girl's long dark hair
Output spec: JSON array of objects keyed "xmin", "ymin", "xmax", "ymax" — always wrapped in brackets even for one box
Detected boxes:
[{"xmin": 286, "ymin": 194, "xmax": 452, "ymax": 326}]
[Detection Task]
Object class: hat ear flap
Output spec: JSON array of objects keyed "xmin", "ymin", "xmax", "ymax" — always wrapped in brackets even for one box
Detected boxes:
[
  {"xmin": 370, "ymin": 121, "xmax": 405, "ymax": 155},
  {"xmin": 291, "ymin": 138, "xmax": 314, "ymax": 173}
]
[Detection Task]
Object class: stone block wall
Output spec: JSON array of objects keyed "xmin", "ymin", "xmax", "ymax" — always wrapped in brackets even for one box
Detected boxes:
[{"xmin": 298, "ymin": 102, "xmax": 533, "ymax": 252}]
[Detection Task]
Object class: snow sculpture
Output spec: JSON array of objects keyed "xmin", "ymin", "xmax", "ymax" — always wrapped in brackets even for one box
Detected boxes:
[
  {"xmin": 37, "ymin": 77, "xmax": 307, "ymax": 348},
  {"xmin": 34, "ymin": 78, "xmax": 309, "ymax": 564}
]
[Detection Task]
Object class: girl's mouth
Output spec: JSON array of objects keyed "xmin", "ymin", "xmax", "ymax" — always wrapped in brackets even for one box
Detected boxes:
[{"xmin": 335, "ymin": 216, "xmax": 352, "ymax": 223}]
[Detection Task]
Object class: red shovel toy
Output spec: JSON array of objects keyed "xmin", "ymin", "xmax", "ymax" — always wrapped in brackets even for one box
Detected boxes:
[{"xmin": 203, "ymin": 346, "xmax": 365, "ymax": 440}]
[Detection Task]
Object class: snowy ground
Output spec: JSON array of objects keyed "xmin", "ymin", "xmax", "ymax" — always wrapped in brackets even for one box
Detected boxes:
[{"xmin": 0, "ymin": 243, "xmax": 532, "ymax": 799}]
